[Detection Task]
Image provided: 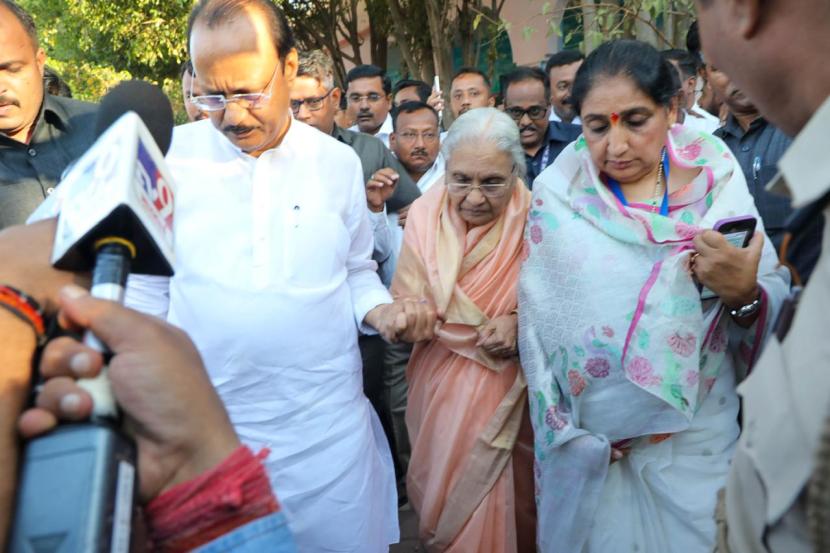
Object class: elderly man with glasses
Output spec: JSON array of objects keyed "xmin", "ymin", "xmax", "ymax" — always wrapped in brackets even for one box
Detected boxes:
[
  {"xmin": 126, "ymin": 2, "xmax": 439, "ymax": 552},
  {"xmin": 502, "ymin": 67, "xmax": 582, "ymax": 187}
]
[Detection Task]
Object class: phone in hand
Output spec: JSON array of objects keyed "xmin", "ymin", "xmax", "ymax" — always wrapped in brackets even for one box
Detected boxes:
[{"xmin": 699, "ymin": 215, "xmax": 757, "ymax": 300}]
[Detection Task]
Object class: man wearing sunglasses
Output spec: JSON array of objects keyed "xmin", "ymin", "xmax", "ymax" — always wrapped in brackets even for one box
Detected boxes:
[
  {"xmin": 502, "ymin": 67, "xmax": 582, "ymax": 187},
  {"xmin": 126, "ymin": 2, "xmax": 439, "ymax": 552}
]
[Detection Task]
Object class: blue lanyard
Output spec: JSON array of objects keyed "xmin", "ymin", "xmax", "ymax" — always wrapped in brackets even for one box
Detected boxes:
[{"xmin": 606, "ymin": 150, "xmax": 670, "ymax": 216}]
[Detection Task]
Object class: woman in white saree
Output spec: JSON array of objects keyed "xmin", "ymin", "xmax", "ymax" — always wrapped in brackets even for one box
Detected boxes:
[{"xmin": 518, "ymin": 40, "xmax": 791, "ymax": 553}]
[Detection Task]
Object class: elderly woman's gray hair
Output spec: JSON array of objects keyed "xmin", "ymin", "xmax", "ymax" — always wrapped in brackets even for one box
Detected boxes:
[{"xmin": 441, "ymin": 107, "xmax": 527, "ymax": 180}]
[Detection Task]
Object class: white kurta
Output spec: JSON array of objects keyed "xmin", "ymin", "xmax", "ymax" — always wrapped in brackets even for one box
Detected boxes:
[{"xmin": 127, "ymin": 118, "xmax": 399, "ymax": 552}]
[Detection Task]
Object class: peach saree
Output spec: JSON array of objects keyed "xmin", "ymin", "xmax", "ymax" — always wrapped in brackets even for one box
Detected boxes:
[{"xmin": 392, "ymin": 181, "xmax": 536, "ymax": 553}]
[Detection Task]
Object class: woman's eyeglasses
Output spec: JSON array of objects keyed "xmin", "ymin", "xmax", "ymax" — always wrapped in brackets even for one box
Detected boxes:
[{"xmin": 446, "ymin": 181, "xmax": 511, "ymax": 198}]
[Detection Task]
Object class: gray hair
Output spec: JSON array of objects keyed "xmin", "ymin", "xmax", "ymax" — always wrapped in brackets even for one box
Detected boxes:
[
  {"xmin": 297, "ymin": 50, "xmax": 335, "ymax": 91},
  {"xmin": 441, "ymin": 107, "xmax": 527, "ymax": 179}
]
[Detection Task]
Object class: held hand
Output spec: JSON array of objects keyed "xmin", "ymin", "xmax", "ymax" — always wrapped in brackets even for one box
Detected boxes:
[
  {"xmin": 691, "ymin": 230, "xmax": 763, "ymax": 308},
  {"xmin": 476, "ymin": 314, "xmax": 518, "ymax": 358},
  {"xmin": 397, "ymin": 204, "xmax": 412, "ymax": 228},
  {"xmin": 0, "ymin": 220, "xmax": 90, "ymax": 314},
  {"xmin": 366, "ymin": 168, "xmax": 399, "ymax": 212},
  {"xmin": 427, "ymin": 89, "xmax": 444, "ymax": 113},
  {"xmin": 364, "ymin": 298, "xmax": 438, "ymax": 343},
  {"xmin": 17, "ymin": 286, "xmax": 240, "ymax": 502}
]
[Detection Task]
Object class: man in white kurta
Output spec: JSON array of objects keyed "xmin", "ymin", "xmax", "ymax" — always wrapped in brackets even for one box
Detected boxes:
[
  {"xmin": 127, "ymin": 116, "xmax": 399, "ymax": 552},
  {"xmin": 125, "ymin": 2, "xmax": 439, "ymax": 551}
]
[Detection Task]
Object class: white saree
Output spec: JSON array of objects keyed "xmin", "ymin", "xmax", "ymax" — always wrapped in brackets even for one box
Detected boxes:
[{"xmin": 518, "ymin": 125, "xmax": 791, "ymax": 552}]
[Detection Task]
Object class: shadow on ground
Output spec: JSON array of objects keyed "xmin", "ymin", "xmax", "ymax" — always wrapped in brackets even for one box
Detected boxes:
[{"xmin": 391, "ymin": 503, "xmax": 425, "ymax": 552}]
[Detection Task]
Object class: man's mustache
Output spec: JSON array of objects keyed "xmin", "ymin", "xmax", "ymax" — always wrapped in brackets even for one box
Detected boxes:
[
  {"xmin": 0, "ymin": 95, "xmax": 20, "ymax": 108},
  {"xmin": 519, "ymin": 124, "xmax": 538, "ymax": 133},
  {"xmin": 561, "ymin": 96, "xmax": 574, "ymax": 107},
  {"xmin": 223, "ymin": 125, "xmax": 255, "ymax": 134},
  {"xmin": 411, "ymin": 148, "xmax": 429, "ymax": 157}
]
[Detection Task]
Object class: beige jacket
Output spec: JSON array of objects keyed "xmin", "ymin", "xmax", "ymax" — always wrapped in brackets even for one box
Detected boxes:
[{"xmin": 716, "ymin": 96, "xmax": 830, "ymax": 553}]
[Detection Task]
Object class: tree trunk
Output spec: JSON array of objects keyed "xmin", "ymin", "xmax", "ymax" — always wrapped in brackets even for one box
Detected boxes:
[
  {"xmin": 457, "ymin": 0, "xmax": 477, "ymax": 67},
  {"xmin": 580, "ymin": 0, "xmax": 600, "ymax": 53},
  {"xmin": 369, "ymin": 20, "xmax": 389, "ymax": 69},
  {"xmin": 387, "ymin": 0, "xmax": 420, "ymax": 76},
  {"xmin": 424, "ymin": 0, "xmax": 454, "ymax": 123}
]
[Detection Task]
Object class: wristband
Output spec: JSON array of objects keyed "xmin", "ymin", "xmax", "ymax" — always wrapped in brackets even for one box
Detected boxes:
[{"xmin": 0, "ymin": 285, "xmax": 45, "ymax": 344}]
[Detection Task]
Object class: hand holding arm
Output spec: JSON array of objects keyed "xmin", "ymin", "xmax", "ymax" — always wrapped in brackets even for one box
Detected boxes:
[{"xmin": 363, "ymin": 298, "xmax": 438, "ymax": 344}]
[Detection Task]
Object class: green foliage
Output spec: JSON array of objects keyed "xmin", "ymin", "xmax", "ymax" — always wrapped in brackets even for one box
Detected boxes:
[
  {"xmin": 20, "ymin": 0, "xmax": 192, "ymax": 120},
  {"xmin": 542, "ymin": 0, "xmax": 696, "ymax": 53}
]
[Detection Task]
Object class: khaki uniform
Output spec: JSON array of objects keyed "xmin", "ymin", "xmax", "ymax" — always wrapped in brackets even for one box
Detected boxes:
[{"xmin": 716, "ymin": 96, "xmax": 830, "ymax": 552}]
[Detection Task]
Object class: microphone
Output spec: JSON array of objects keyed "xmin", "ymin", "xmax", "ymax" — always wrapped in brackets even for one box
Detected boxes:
[{"xmin": 10, "ymin": 80, "xmax": 177, "ymax": 553}]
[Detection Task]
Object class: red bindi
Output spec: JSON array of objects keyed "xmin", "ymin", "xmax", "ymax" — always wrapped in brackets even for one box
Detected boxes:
[{"xmin": 610, "ymin": 112, "xmax": 620, "ymax": 125}]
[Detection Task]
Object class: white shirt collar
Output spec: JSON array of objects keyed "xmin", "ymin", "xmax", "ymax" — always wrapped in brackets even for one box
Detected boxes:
[
  {"xmin": 549, "ymin": 110, "xmax": 581, "ymax": 125},
  {"xmin": 349, "ymin": 113, "xmax": 394, "ymax": 148},
  {"xmin": 416, "ymin": 153, "xmax": 446, "ymax": 193},
  {"xmin": 769, "ymin": 95, "xmax": 830, "ymax": 208}
]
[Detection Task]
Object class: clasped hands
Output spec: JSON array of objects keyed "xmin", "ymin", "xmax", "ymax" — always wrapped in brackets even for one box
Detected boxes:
[
  {"xmin": 365, "ymin": 299, "xmax": 518, "ymax": 359},
  {"xmin": 365, "ymin": 297, "xmax": 439, "ymax": 343}
]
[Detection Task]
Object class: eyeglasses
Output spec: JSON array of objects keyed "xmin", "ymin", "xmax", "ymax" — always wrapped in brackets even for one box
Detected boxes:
[
  {"xmin": 447, "ymin": 165, "xmax": 516, "ymax": 197},
  {"xmin": 397, "ymin": 131, "xmax": 439, "ymax": 143},
  {"xmin": 504, "ymin": 105, "xmax": 548, "ymax": 121},
  {"xmin": 290, "ymin": 88, "xmax": 335, "ymax": 114},
  {"xmin": 347, "ymin": 92, "xmax": 384, "ymax": 105},
  {"xmin": 189, "ymin": 64, "xmax": 279, "ymax": 112},
  {"xmin": 446, "ymin": 182, "xmax": 511, "ymax": 198}
]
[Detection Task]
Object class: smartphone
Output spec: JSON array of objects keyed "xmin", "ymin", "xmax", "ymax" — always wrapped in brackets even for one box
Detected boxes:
[{"xmin": 699, "ymin": 216, "xmax": 757, "ymax": 300}]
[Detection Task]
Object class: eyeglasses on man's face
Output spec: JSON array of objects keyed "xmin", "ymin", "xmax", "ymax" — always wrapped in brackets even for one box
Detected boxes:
[
  {"xmin": 347, "ymin": 92, "xmax": 384, "ymax": 105},
  {"xmin": 397, "ymin": 130, "xmax": 439, "ymax": 144},
  {"xmin": 189, "ymin": 64, "xmax": 280, "ymax": 112},
  {"xmin": 504, "ymin": 105, "xmax": 548, "ymax": 121},
  {"xmin": 290, "ymin": 88, "xmax": 335, "ymax": 114}
]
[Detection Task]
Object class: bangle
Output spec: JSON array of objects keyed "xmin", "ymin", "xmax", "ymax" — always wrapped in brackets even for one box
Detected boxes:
[
  {"xmin": 0, "ymin": 285, "xmax": 45, "ymax": 344},
  {"xmin": 729, "ymin": 295, "xmax": 762, "ymax": 319}
]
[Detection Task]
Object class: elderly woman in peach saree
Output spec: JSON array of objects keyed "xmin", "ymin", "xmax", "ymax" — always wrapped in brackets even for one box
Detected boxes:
[{"xmin": 391, "ymin": 108, "xmax": 536, "ymax": 553}]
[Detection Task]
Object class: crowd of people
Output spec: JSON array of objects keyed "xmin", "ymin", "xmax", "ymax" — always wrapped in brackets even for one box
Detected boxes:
[{"xmin": 0, "ymin": 0, "xmax": 828, "ymax": 552}]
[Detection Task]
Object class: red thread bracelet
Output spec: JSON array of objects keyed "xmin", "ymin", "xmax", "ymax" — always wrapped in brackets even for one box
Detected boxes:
[
  {"xmin": 146, "ymin": 446, "xmax": 280, "ymax": 552},
  {"xmin": 0, "ymin": 285, "xmax": 45, "ymax": 342}
]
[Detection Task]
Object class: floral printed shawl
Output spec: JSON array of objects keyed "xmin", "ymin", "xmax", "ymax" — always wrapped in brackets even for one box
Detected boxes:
[{"xmin": 517, "ymin": 125, "xmax": 787, "ymax": 552}]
